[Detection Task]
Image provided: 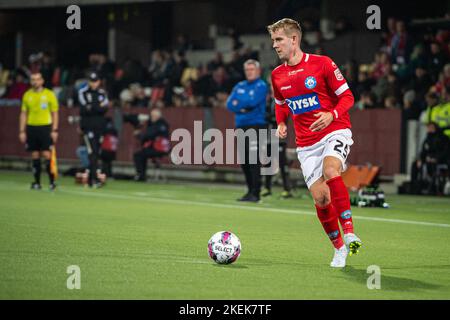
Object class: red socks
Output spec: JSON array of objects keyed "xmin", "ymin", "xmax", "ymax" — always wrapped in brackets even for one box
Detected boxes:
[
  {"xmin": 326, "ymin": 176, "xmax": 354, "ymax": 234},
  {"xmin": 315, "ymin": 203, "xmax": 344, "ymax": 249}
]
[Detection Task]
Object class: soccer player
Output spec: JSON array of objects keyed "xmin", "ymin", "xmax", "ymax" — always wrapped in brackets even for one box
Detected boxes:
[
  {"xmin": 19, "ymin": 72, "xmax": 59, "ymax": 190},
  {"xmin": 267, "ymin": 18, "xmax": 362, "ymax": 267}
]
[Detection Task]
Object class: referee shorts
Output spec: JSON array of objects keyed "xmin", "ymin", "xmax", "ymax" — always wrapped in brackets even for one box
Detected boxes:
[{"xmin": 26, "ymin": 125, "xmax": 52, "ymax": 152}]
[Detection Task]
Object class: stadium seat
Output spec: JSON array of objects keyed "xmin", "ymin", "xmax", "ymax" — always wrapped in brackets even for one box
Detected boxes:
[{"xmin": 342, "ymin": 165, "xmax": 380, "ymax": 191}]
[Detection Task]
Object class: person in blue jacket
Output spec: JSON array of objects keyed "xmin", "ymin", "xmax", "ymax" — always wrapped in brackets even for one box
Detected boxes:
[{"xmin": 226, "ymin": 59, "xmax": 268, "ymax": 202}]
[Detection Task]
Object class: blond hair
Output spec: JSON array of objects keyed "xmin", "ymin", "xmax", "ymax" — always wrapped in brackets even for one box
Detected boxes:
[{"xmin": 267, "ymin": 18, "xmax": 302, "ymax": 37}]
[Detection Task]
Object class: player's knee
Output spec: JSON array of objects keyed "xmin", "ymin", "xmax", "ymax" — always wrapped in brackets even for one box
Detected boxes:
[{"xmin": 323, "ymin": 166, "xmax": 340, "ymax": 180}]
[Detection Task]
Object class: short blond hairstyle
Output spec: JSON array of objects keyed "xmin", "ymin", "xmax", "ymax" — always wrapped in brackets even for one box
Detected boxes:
[{"xmin": 267, "ymin": 18, "xmax": 302, "ymax": 37}]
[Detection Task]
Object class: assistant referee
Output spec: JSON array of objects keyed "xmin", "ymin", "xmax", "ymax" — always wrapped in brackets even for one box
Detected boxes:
[{"xmin": 19, "ymin": 72, "xmax": 59, "ymax": 190}]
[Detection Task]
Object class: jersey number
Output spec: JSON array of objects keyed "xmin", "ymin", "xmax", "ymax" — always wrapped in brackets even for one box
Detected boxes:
[{"xmin": 333, "ymin": 140, "xmax": 349, "ymax": 159}]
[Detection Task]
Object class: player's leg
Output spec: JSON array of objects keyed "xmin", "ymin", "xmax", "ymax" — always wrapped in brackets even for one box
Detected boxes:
[
  {"xmin": 323, "ymin": 155, "xmax": 361, "ymax": 255},
  {"xmin": 279, "ymin": 142, "xmax": 292, "ymax": 198},
  {"xmin": 31, "ymin": 151, "xmax": 42, "ymax": 189},
  {"xmin": 238, "ymin": 133, "xmax": 254, "ymax": 201},
  {"xmin": 310, "ymin": 178, "xmax": 348, "ymax": 267},
  {"xmin": 85, "ymin": 131, "xmax": 100, "ymax": 187},
  {"xmin": 133, "ymin": 149, "xmax": 147, "ymax": 181},
  {"xmin": 27, "ymin": 126, "xmax": 42, "ymax": 189},
  {"xmin": 261, "ymin": 142, "xmax": 272, "ymax": 197}
]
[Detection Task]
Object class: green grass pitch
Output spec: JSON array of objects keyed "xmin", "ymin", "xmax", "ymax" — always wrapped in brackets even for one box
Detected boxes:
[{"xmin": 0, "ymin": 170, "xmax": 449, "ymax": 299}]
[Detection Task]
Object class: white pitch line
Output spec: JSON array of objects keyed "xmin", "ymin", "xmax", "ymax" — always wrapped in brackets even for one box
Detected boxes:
[{"xmin": 58, "ymin": 188, "xmax": 450, "ymax": 229}]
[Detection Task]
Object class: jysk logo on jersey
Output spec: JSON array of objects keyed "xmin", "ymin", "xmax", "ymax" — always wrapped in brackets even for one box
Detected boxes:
[
  {"xmin": 304, "ymin": 76, "xmax": 317, "ymax": 89},
  {"xmin": 285, "ymin": 93, "xmax": 321, "ymax": 115}
]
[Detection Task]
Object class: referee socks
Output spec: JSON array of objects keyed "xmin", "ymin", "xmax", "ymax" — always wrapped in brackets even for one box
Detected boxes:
[
  {"xmin": 32, "ymin": 159, "xmax": 41, "ymax": 185},
  {"xmin": 45, "ymin": 159, "xmax": 55, "ymax": 185}
]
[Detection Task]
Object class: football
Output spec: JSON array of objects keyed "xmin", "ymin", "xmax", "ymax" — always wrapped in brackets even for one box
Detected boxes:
[{"xmin": 207, "ymin": 231, "xmax": 241, "ymax": 264}]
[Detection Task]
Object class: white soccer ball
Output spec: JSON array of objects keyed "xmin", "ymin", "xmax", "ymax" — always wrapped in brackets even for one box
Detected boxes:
[{"xmin": 207, "ymin": 231, "xmax": 241, "ymax": 264}]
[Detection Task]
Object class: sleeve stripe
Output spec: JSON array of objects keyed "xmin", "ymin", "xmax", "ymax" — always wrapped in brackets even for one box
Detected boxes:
[
  {"xmin": 333, "ymin": 110, "xmax": 339, "ymax": 119},
  {"xmin": 274, "ymin": 98, "xmax": 285, "ymax": 105},
  {"xmin": 334, "ymin": 83, "xmax": 349, "ymax": 96},
  {"xmin": 78, "ymin": 87, "xmax": 88, "ymax": 105}
]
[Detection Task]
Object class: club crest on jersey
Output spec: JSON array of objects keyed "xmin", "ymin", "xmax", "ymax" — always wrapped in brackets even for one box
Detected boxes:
[
  {"xmin": 285, "ymin": 93, "xmax": 321, "ymax": 115},
  {"xmin": 304, "ymin": 76, "xmax": 317, "ymax": 89}
]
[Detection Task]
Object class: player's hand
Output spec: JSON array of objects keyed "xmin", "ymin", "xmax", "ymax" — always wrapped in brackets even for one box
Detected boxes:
[
  {"xmin": 51, "ymin": 131, "xmax": 58, "ymax": 143},
  {"xmin": 19, "ymin": 132, "xmax": 26, "ymax": 144},
  {"xmin": 309, "ymin": 112, "xmax": 334, "ymax": 132},
  {"xmin": 276, "ymin": 122, "xmax": 287, "ymax": 139}
]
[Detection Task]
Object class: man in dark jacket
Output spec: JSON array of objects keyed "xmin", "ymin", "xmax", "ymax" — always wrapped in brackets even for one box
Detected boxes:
[
  {"xmin": 133, "ymin": 109, "xmax": 170, "ymax": 181},
  {"xmin": 411, "ymin": 122, "xmax": 450, "ymax": 194},
  {"xmin": 78, "ymin": 71, "xmax": 109, "ymax": 187}
]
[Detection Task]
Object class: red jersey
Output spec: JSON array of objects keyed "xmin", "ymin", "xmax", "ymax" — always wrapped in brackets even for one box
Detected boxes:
[{"xmin": 271, "ymin": 53, "xmax": 354, "ymax": 147}]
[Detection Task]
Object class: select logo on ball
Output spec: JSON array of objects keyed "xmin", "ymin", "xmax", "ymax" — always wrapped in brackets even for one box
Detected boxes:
[{"xmin": 207, "ymin": 231, "xmax": 241, "ymax": 264}]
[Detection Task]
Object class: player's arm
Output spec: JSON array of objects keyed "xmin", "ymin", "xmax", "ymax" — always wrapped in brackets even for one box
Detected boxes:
[
  {"xmin": 310, "ymin": 58, "xmax": 354, "ymax": 132},
  {"xmin": 97, "ymin": 90, "xmax": 109, "ymax": 115},
  {"xmin": 19, "ymin": 94, "xmax": 28, "ymax": 143},
  {"xmin": 272, "ymin": 75, "xmax": 289, "ymax": 138},
  {"xmin": 226, "ymin": 85, "xmax": 247, "ymax": 113}
]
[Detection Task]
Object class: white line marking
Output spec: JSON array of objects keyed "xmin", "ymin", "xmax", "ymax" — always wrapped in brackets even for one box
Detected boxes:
[{"xmin": 57, "ymin": 188, "xmax": 450, "ymax": 229}]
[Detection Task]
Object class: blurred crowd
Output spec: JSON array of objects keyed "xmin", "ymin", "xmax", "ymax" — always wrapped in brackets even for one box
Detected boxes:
[
  {"xmin": 0, "ymin": 46, "xmax": 258, "ymax": 110},
  {"xmin": 346, "ymin": 18, "xmax": 450, "ymax": 125},
  {"xmin": 1, "ymin": 17, "xmax": 449, "ymax": 128}
]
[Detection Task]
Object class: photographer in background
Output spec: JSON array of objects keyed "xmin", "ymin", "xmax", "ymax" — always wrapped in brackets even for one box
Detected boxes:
[
  {"xmin": 78, "ymin": 71, "xmax": 110, "ymax": 188},
  {"xmin": 133, "ymin": 109, "xmax": 170, "ymax": 182}
]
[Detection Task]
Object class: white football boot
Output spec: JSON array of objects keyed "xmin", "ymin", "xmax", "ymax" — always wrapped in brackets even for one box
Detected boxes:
[
  {"xmin": 344, "ymin": 233, "xmax": 362, "ymax": 256},
  {"xmin": 330, "ymin": 245, "xmax": 348, "ymax": 268}
]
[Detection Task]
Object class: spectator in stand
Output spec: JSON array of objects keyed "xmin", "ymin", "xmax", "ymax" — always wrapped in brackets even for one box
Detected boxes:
[
  {"xmin": 382, "ymin": 17, "xmax": 397, "ymax": 49},
  {"xmin": 355, "ymin": 91, "xmax": 376, "ymax": 110},
  {"xmin": 207, "ymin": 52, "xmax": 225, "ymax": 72},
  {"xmin": 390, "ymin": 20, "xmax": 412, "ymax": 65},
  {"xmin": 130, "ymin": 84, "xmax": 150, "ymax": 108},
  {"xmin": 428, "ymin": 42, "xmax": 448, "ymax": 83},
  {"xmin": 133, "ymin": 108, "xmax": 170, "ymax": 181},
  {"xmin": 371, "ymin": 51, "xmax": 391, "ymax": 80},
  {"xmin": 206, "ymin": 66, "xmax": 232, "ymax": 108},
  {"xmin": 5, "ymin": 71, "xmax": 29, "ymax": 100},
  {"xmin": 354, "ymin": 68, "xmax": 375, "ymax": 101},
  {"xmin": 384, "ymin": 95, "xmax": 398, "ymax": 109},
  {"xmin": 408, "ymin": 65, "xmax": 433, "ymax": 110},
  {"xmin": 403, "ymin": 90, "xmax": 421, "ymax": 120},
  {"xmin": 386, "ymin": 71, "xmax": 401, "ymax": 102},
  {"xmin": 40, "ymin": 52, "xmax": 55, "ymax": 89},
  {"xmin": 434, "ymin": 64, "xmax": 450, "ymax": 97}
]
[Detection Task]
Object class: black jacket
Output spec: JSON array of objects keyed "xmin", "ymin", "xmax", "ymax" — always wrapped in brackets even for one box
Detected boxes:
[
  {"xmin": 420, "ymin": 131, "xmax": 450, "ymax": 165},
  {"xmin": 78, "ymin": 86, "xmax": 109, "ymax": 131},
  {"xmin": 138, "ymin": 118, "xmax": 170, "ymax": 145}
]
